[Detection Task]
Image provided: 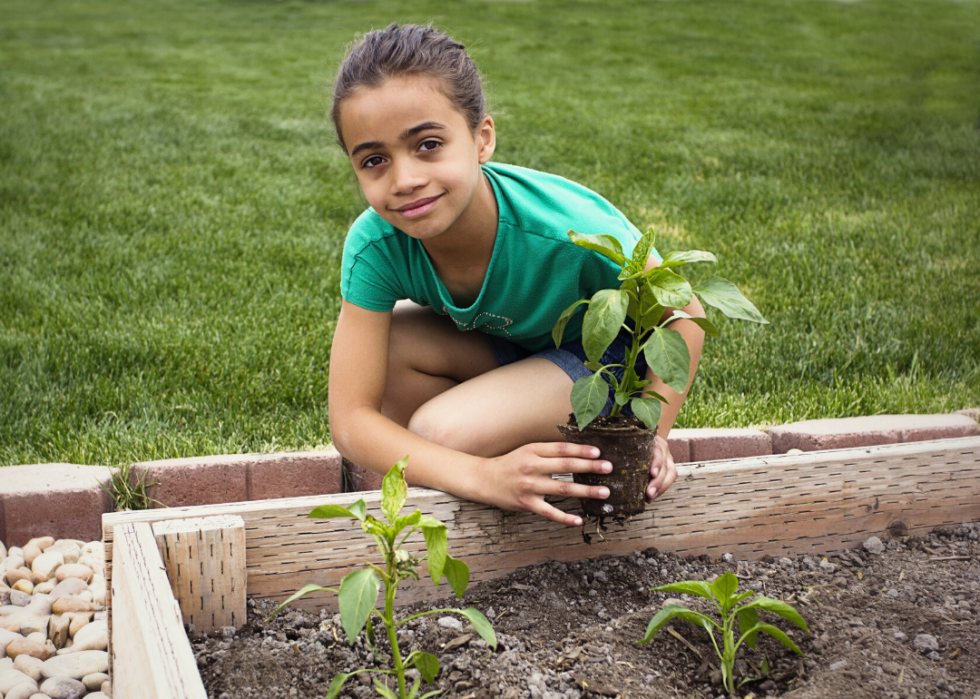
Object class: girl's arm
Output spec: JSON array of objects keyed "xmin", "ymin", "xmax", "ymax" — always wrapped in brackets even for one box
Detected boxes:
[{"xmin": 329, "ymin": 300, "xmax": 610, "ymax": 525}]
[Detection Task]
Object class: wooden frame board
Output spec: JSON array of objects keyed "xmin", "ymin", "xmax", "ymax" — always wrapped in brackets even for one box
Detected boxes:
[{"xmin": 104, "ymin": 437, "xmax": 980, "ymax": 624}]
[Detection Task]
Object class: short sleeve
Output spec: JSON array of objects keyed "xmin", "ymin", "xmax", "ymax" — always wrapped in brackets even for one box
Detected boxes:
[{"xmin": 340, "ymin": 212, "xmax": 406, "ymax": 312}]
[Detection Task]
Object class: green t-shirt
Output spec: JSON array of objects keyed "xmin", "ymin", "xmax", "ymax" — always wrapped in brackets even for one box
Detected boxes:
[{"xmin": 340, "ymin": 162, "xmax": 657, "ymax": 353}]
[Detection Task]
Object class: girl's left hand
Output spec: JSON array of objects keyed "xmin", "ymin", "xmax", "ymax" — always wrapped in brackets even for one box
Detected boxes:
[{"xmin": 646, "ymin": 435, "xmax": 676, "ymax": 502}]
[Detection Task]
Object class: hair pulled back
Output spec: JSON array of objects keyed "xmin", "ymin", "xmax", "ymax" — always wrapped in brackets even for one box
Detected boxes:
[{"xmin": 330, "ymin": 23, "xmax": 486, "ymax": 150}]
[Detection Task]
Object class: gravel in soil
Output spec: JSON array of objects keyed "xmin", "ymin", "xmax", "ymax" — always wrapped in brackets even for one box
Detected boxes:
[{"xmin": 195, "ymin": 523, "xmax": 980, "ymax": 699}]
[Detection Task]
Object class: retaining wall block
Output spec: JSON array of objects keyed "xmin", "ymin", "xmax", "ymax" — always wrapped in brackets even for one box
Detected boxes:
[
  {"xmin": 135, "ymin": 450, "xmax": 343, "ymax": 507},
  {"xmin": 668, "ymin": 428, "xmax": 772, "ymax": 462},
  {"xmin": 0, "ymin": 464, "xmax": 113, "ymax": 547},
  {"xmin": 767, "ymin": 414, "xmax": 980, "ymax": 454},
  {"xmin": 666, "ymin": 434, "xmax": 692, "ymax": 464},
  {"xmin": 956, "ymin": 408, "xmax": 980, "ymax": 425}
]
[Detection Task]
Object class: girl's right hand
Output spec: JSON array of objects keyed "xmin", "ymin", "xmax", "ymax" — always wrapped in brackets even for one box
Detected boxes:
[{"xmin": 481, "ymin": 442, "xmax": 614, "ymax": 527}]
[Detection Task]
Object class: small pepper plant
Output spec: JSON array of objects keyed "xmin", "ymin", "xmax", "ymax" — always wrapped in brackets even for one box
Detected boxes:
[
  {"xmin": 267, "ymin": 457, "xmax": 497, "ymax": 699},
  {"xmin": 552, "ymin": 228, "xmax": 768, "ymax": 431},
  {"xmin": 640, "ymin": 572, "xmax": 809, "ymax": 695}
]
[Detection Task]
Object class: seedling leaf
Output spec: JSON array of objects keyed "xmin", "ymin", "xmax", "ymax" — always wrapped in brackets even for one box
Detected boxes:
[
  {"xmin": 568, "ymin": 230, "xmax": 626, "ymax": 265},
  {"xmin": 645, "ymin": 268, "xmax": 693, "ymax": 308},
  {"xmin": 640, "ymin": 604, "xmax": 717, "ymax": 643},
  {"xmin": 414, "ymin": 652, "xmax": 440, "ymax": 683},
  {"xmin": 381, "ymin": 457, "xmax": 409, "ymax": 523},
  {"xmin": 348, "ymin": 499, "xmax": 367, "ymax": 521},
  {"xmin": 408, "ymin": 677, "xmax": 421, "ymax": 699},
  {"xmin": 736, "ymin": 607, "xmax": 761, "ymax": 649},
  {"xmin": 309, "ymin": 504, "xmax": 361, "ymax": 521},
  {"xmin": 394, "ymin": 510, "xmax": 422, "ymax": 532},
  {"xmin": 643, "ymin": 327, "xmax": 691, "ymax": 394},
  {"xmin": 693, "ymin": 277, "xmax": 768, "ymax": 323},
  {"xmin": 742, "ymin": 623, "xmax": 804, "ymax": 655},
  {"xmin": 666, "ymin": 310, "xmax": 719, "ymax": 338},
  {"xmin": 422, "ymin": 523, "xmax": 448, "ymax": 584},
  {"xmin": 710, "ymin": 572, "xmax": 740, "ymax": 609},
  {"xmin": 455, "ymin": 607, "xmax": 498, "ymax": 649},
  {"xmin": 630, "ymin": 397, "xmax": 662, "ymax": 432},
  {"xmin": 651, "ymin": 580, "xmax": 715, "ymax": 601},
  {"xmin": 339, "ymin": 568, "xmax": 380, "ymax": 643},
  {"xmin": 740, "ymin": 596, "xmax": 810, "ymax": 633},
  {"xmin": 570, "ymin": 372, "xmax": 609, "ymax": 430},
  {"xmin": 552, "ymin": 298, "xmax": 589, "ymax": 348},
  {"xmin": 660, "ymin": 250, "xmax": 717, "ymax": 268},
  {"xmin": 265, "ymin": 583, "xmax": 336, "ymax": 622},
  {"xmin": 443, "ymin": 555, "xmax": 470, "ymax": 598},
  {"xmin": 326, "ymin": 673, "xmax": 352, "ymax": 699},
  {"xmin": 581, "ymin": 288, "xmax": 629, "ymax": 364},
  {"xmin": 373, "ymin": 678, "xmax": 398, "ymax": 699}
]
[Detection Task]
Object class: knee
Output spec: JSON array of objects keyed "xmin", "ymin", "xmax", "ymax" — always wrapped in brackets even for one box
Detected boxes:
[{"xmin": 407, "ymin": 402, "xmax": 484, "ymax": 455}]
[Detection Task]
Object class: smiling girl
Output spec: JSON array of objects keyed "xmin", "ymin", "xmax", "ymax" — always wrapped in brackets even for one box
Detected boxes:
[{"xmin": 328, "ymin": 24, "xmax": 705, "ymax": 526}]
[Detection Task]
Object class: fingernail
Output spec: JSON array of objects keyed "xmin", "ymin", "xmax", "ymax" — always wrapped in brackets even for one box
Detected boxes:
[
  {"xmin": 649, "ymin": 487, "xmax": 658, "ymax": 498},
  {"xmin": 573, "ymin": 517, "xmax": 582, "ymax": 526},
  {"xmin": 590, "ymin": 448, "xmax": 600, "ymax": 457},
  {"xmin": 602, "ymin": 462, "xmax": 612, "ymax": 473},
  {"xmin": 599, "ymin": 487, "xmax": 610, "ymax": 498},
  {"xmin": 652, "ymin": 467, "xmax": 660, "ymax": 477}
]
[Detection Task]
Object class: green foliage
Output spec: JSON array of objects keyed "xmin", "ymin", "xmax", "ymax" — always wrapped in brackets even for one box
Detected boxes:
[
  {"xmin": 101, "ymin": 462, "xmax": 160, "ymax": 511},
  {"xmin": 267, "ymin": 458, "xmax": 496, "ymax": 699},
  {"xmin": 553, "ymin": 229, "xmax": 767, "ymax": 431},
  {"xmin": 641, "ymin": 572, "xmax": 809, "ymax": 695}
]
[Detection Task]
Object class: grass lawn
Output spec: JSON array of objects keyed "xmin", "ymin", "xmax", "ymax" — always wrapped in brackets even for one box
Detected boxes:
[{"xmin": 1, "ymin": 0, "xmax": 978, "ymax": 467}]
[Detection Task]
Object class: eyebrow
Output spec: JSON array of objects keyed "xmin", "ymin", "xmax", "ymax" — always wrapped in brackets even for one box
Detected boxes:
[{"xmin": 349, "ymin": 122, "xmax": 446, "ymax": 158}]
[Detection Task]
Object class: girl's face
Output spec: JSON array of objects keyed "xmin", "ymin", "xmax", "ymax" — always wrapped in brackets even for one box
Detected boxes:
[{"xmin": 337, "ymin": 75, "xmax": 495, "ymax": 244}]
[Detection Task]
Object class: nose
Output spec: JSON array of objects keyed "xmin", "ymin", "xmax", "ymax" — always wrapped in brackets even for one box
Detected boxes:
[{"xmin": 390, "ymin": 157, "xmax": 426, "ymax": 195}]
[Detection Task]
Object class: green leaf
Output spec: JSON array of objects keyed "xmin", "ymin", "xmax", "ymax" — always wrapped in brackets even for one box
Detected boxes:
[
  {"xmin": 736, "ymin": 607, "xmax": 761, "ymax": 649},
  {"xmin": 422, "ymin": 523, "xmax": 448, "ymax": 584},
  {"xmin": 710, "ymin": 572, "xmax": 740, "ymax": 608},
  {"xmin": 693, "ymin": 277, "xmax": 768, "ymax": 324},
  {"xmin": 326, "ymin": 673, "xmax": 352, "ymax": 699},
  {"xmin": 742, "ymin": 623, "xmax": 804, "ymax": 655},
  {"xmin": 414, "ymin": 651, "xmax": 440, "ymax": 683},
  {"xmin": 408, "ymin": 677, "xmax": 421, "ymax": 699},
  {"xmin": 645, "ymin": 268, "xmax": 693, "ymax": 309},
  {"xmin": 373, "ymin": 678, "xmax": 398, "ymax": 699},
  {"xmin": 581, "ymin": 289, "xmax": 629, "ymax": 364},
  {"xmin": 444, "ymin": 555, "xmax": 470, "ymax": 598},
  {"xmin": 643, "ymin": 327, "xmax": 691, "ymax": 394},
  {"xmin": 651, "ymin": 580, "xmax": 715, "ymax": 601},
  {"xmin": 455, "ymin": 607, "xmax": 497, "ymax": 649},
  {"xmin": 630, "ymin": 229, "xmax": 658, "ymax": 273},
  {"xmin": 394, "ymin": 509, "xmax": 422, "ymax": 532},
  {"xmin": 381, "ymin": 457, "xmax": 409, "ymax": 523},
  {"xmin": 420, "ymin": 691, "xmax": 444, "ymax": 699},
  {"xmin": 570, "ymin": 372, "xmax": 609, "ymax": 430},
  {"xmin": 639, "ymin": 605, "xmax": 717, "ymax": 644},
  {"xmin": 365, "ymin": 616, "xmax": 379, "ymax": 655},
  {"xmin": 740, "ymin": 596, "xmax": 809, "ymax": 633},
  {"xmin": 552, "ymin": 298, "xmax": 589, "ymax": 348},
  {"xmin": 732, "ymin": 590, "xmax": 757, "ymax": 605},
  {"xmin": 665, "ymin": 310, "xmax": 719, "ymax": 338},
  {"xmin": 568, "ymin": 230, "xmax": 626, "ymax": 265},
  {"xmin": 338, "ymin": 568, "xmax": 380, "ymax": 643},
  {"xmin": 265, "ymin": 583, "xmax": 336, "ymax": 622},
  {"xmin": 630, "ymin": 397, "xmax": 663, "ymax": 432},
  {"xmin": 308, "ymin": 504, "xmax": 359, "ymax": 520},
  {"xmin": 660, "ymin": 250, "xmax": 717, "ymax": 269},
  {"xmin": 348, "ymin": 499, "xmax": 367, "ymax": 521}
]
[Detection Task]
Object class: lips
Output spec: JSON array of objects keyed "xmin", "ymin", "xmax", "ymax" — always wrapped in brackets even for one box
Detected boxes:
[{"xmin": 393, "ymin": 194, "xmax": 442, "ymax": 219}]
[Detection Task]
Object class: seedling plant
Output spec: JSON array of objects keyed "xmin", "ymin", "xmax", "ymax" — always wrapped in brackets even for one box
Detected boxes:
[
  {"xmin": 552, "ymin": 228, "xmax": 768, "ymax": 431},
  {"xmin": 268, "ymin": 458, "xmax": 497, "ymax": 699},
  {"xmin": 640, "ymin": 572, "xmax": 809, "ymax": 695}
]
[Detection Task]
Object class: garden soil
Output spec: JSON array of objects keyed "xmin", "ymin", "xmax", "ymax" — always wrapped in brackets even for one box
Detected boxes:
[{"xmin": 194, "ymin": 523, "xmax": 979, "ymax": 699}]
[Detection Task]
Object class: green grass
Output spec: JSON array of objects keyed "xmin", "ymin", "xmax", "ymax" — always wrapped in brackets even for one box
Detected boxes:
[{"xmin": 2, "ymin": 0, "xmax": 978, "ymax": 466}]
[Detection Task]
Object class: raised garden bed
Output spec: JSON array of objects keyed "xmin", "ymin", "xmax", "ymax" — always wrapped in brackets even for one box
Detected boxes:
[{"xmin": 102, "ymin": 437, "xmax": 980, "ymax": 698}]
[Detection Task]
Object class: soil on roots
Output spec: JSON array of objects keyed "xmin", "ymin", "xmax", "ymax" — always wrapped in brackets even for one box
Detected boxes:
[{"xmin": 195, "ymin": 524, "xmax": 980, "ymax": 699}]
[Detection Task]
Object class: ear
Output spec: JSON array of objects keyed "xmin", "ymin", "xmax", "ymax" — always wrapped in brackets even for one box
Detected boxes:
[{"xmin": 476, "ymin": 114, "xmax": 496, "ymax": 164}]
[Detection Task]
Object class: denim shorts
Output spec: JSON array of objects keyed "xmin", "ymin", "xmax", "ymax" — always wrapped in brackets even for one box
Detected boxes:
[{"xmin": 486, "ymin": 328, "xmax": 648, "ymax": 417}]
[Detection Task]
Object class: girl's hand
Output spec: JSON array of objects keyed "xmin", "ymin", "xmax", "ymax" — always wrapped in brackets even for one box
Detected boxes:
[
  {"xmin": 483, "ymin": 442, "xmax": 613, "ymax": 527},
  {"xmin": 646, "ymin": 435, "xmax": 677, "ymax": 502}
]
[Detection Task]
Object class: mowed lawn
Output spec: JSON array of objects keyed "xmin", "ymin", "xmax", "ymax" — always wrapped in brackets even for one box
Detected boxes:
[{"xmin": 1, "ymin": 0, "xmax": 978, "ymax": 467}]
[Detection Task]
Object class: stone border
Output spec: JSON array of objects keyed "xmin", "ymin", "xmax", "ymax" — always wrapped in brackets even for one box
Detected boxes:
[{"xmin": 2, "ymin": 412, "xmax": 977, "ymax": 547}]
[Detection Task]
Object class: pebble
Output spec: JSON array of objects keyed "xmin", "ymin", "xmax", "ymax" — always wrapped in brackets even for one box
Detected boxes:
[
  {"xmin": 40, "ymin": 650, "xmax": 109, "ymax": 680},
  {"xmin": 82, "ymin": 671, "xmax": 108, "ymax": 690},
  {"xmin": 829, "ymin": 660, "xmax": 847, "ymax": 671},
  {"xmin": 55, "ymin": 565, "xmax": 92, "ymax": 585},
  {"xmin": 818, "ymin": 559, "xmax": 836, "ymax": 574},
  {"xmin": 49, "ymin": 615, "xmax": 70, "ymax": 649},
  {"xmin": 437, "ymin": 617, "xmax": 463, "ymax": 632},
  {"xmin": 21, "ymin": 545, "xmax": 42, "ymax": 568},
  {"xmin": 5, "ymin": 682, "xmax": 40, "ymax": 699},
  {"xmin": 913, "ymin": 634, "xmax": 938, "ymax": 654},
  {"xmin": 30, "ymin": 553, "xmax": 63, "ymax": 582},
  {"xmin": 49, "ymin": 579, "xmax": 88, "ymax": 601},
  {"xmin": 69, "ymin": 613, "xmax": 93, "ymax": 639},
  {"xmin": 11, "ymin": 579, "xmax": 34, "ymax": 595},
  {"xmin": 51, "ymin": 598, "xmax": 94, "ymax": 615},
  {"xmin": 41, "ymin": 675, "xmax": 87, "ymax": 699},
  {"xmin": 721, "ymin": 553, "xmax": 734, "ymax": 562},
  {"xmin": 26, "ymin": 538, "xmax": 55, "ymax": 552},
  {"xmin": 1, "ymin": 628, "xmax": 23, "ymax": 654},
  {"xmin": 0, "ymin": 668, "xmax": 39, "ymax": 694},
  {"xmin": 13, "ymin": 653, "xmax": 43, "ymax": 681},
  {"xmin": 863, "ymin": 536, "xmax": 886, "ymax": 554},
  {"xmin": 9, "ymin": 591, "xmax": 32, "ymax": 607},
  {"xmin": 6, "ymin": 638, "xmax": 52, "ymax": 661},
  {"xmin": 69, "ymin": 621, "xmax": 107, "ymax": 652}
]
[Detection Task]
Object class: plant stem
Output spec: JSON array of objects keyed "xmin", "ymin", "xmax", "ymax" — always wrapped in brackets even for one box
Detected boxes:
[{"xmin": 383, "ymin": 562, "xmax": 408, "ymax": 699}]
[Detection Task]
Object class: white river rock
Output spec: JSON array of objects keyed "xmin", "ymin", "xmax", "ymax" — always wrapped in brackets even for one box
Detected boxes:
[{"xmin": 40, "ymin": 650, "xmax": 109, "ymax": 679}]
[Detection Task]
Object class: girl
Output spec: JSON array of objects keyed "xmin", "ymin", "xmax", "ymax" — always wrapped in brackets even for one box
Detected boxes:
[{"xmin": 328, "ymin": 24, "xmax": 705, "ymax": 527}]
